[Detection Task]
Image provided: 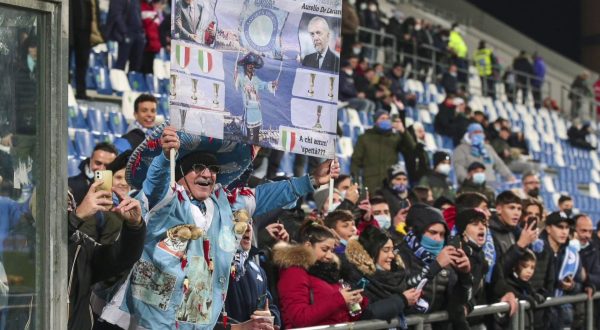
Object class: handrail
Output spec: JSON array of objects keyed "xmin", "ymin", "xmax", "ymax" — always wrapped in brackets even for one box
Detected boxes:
[{"xmin": 292, "ymin": 292, "xmax": 600, "ymax": 330}]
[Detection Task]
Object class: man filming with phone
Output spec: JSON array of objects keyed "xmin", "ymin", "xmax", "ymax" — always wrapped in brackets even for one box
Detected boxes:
[{"xmin": 68, "ymin": 164, "xmax": 146, "ymax": 329}]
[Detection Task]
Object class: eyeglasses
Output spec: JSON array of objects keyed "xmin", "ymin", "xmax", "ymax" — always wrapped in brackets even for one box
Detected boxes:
[{"xmin": 192, "ymin": 164, "xmax": 220, "ymax": 175}]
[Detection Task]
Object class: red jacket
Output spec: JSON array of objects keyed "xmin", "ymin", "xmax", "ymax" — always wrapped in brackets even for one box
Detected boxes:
[
  {"xmin": 273, "ymin": 243, "xmax": 365, "ymax": 329},
  {"xmin": 140, "ymin": 1, "xmax": 161, "ymax": 53}
]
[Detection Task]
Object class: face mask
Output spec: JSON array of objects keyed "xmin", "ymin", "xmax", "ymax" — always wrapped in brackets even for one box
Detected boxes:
[
  {"xmin": 471, "ymin": 133, "xmax": 485, "ymax": 146},
  {"xmin": 27, "ymin": 54, "xmax": 36, "ymax": 72},
  {"xmin": 472, "ymin": 172, "xmax": 486, "ymax": 185},
  {"xmin": 527, "ymin": 187, "xmax": 540, "ymax": 198},
  {"xmin": 374, "ymin": 214, "xmax": 391, "ymax": 230},
  {"xmin": 581, "ymin": 241, "xmax": 590, "ymax": 250},
  {"xmin": 564, "ymin": 209, "xmax": 573, "ymax": 217},
  {"xmin": 352, "ymin": 47, "xmax": 361, "ymax": 55},
  {"xmin": 392, "ymin": 183, "xmax": 407, "ymax": 193},
  {"xmin": 340, "ymin": 238, "xmax": 348, "ymax": 246},
  {"xmin": 368, "ymin": 4, "xmax": 377, "ymax": 11},
  {"xmin": 343, "ymin": 68, "xmax": 353, "ymax": 76},
  {"xmin": 436, "ymin": 164, "xmax": 451, "ymax": 176},
  {"xmin": 414, "ymin": 25, "xmax": 422, "ymax": 31},
  {"xmin": 339, "ymin": 190, "xmax": 347, "ymax": 200},
  {"xmin": 450, "ymin": 72, "xmax": 457, "ymax": 77},
  {"xmin": 420, "ymin": 235, "xmax": 444, "ymax": 257},
  {"xmin": 377, "ymin": 119, "xmax": 392, "ymax": 131},
  {"xmin": 569, "ymin": 239, "xmax": 581, "ymax": 252}
]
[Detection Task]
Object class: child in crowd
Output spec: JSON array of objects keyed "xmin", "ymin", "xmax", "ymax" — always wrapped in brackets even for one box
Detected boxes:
[{"xmin": 324, "ymin": 210, "xmax": 358, "ymax": 254}]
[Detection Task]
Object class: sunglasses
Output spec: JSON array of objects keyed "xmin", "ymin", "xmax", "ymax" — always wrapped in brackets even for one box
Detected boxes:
[{"xmin": 191, "ymin": 164, "xmax": 220, "ymax": 175}]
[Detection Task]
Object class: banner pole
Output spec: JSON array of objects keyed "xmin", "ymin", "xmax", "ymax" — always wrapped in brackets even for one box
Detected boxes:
[
  {"xmin": 170, "ymin": 148, "xmax": 176, "ymax": 188},
  {"xmin": 328, "ymin": 158, "xmax": 335, "ymax": 212}
]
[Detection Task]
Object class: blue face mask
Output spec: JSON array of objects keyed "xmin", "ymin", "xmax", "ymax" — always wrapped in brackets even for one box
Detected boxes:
[
  {"xmin": 471, "ymin": 133, "xmax": 485, "ymax": 146},
  {"xmin": 340, "ymin": 239, "xmax": 348, "ymax": 246},
  {"xmin": 472, "ymin": 172, "xmax": 486, "ymax": 185},
  {"xmin": 420, "ymin": 235, "xmax": 445, "ymax": 257},
  {"xmin": 377, "ymin": 119, "xmax": 392, "ymax": 131},
  {"xmin": 392, "ymin": 183, "xmax": 407, "ymax": 193}
]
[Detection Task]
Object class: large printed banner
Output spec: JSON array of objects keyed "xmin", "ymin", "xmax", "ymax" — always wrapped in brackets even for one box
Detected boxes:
[{"xmin": 170, "ymin": 0, "xmax": 342, "ymax": 158}]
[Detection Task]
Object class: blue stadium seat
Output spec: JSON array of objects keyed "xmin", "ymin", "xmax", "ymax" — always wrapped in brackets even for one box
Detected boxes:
[
  {"xmin": 157, "ymin": 94, "xmax": 170, "ymax": 117},
  {"xmin": 338, "ymin": 108, "xmax": 349, "ymax": 123},
  {"xmin": 342, "ymin": 123, "xmax": 352, "ymax": 138},
  {"xmin": 93, "ymin": 66, "xmax": 113, "ymax": 95},
  {"xmin": 146, "ymin": 74, "xmax": 157, "ymax": 94},
  {"xmin": 338, "ymin": 156, "xmax": 351, "ymax": 174},
  {"xmin": 86, "ymin": 108, "xmax": 109, "ymax": 135},
  {"xmin": 68, "ymin": 157, "xmax": 81, "ymax": 177},
  {"xmin": 68, "ymin": 106, "xmax": 87, "ymax": 129},
  {"xmin": 85, "ymin": 66, "xmax": 98, "ymax": 91},
  {"xmin": 74, "ymin": 130, "xmax": 95, "ymax": 159},
  {"xmin": 128, "ymin": 72, "xmax": 150, "ymax": 93},
  {"xmin": 158, "ymin": 78, "xmax": 170, "ymax": 95},
  {"xmin": 108, "ymin": 111, "xmax": 128, "ymax": 136}
]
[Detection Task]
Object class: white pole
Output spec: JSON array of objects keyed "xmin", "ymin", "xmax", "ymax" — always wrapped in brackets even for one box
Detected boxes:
[{"xmin": 170, "ymin": 148, "xmax": 176, "ymax": 188}]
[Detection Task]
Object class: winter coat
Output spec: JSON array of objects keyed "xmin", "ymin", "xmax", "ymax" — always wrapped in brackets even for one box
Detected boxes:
[
  {"xmin": 456, "ymin": 179, "xmax": 496, "ymax": 208},
  {"xmin": 513, "ymin": 55, "xmax": 534, "ymax": 86},
  {"xmin": 103, "ymin": 0, "xmax": 144, "ymax": 42},
  {"xmin": 141, "ymin": 1, "xmax": 162, "ymax": 53},
  {"xmin": 377, "ymin": 184, "xmax": 410, "ymax": 220},
  {"xmin": 351, "ymin": 128, "xmax": 416, "ymax": 192},
  {"xmin": 396, "ymin": 241, "xmax": 470, "ymax": 314},
  {"xmin": 341, "ymin": 0, "xmax": 359, "ymax": 35},
  {"xmin": 434, "ymin": 100, "xmax": 469, "ymax": 146},
  {"xmin": 418, "ymin": 171, "xmax": 455, "ymax": 201},
  {"xmin": 528, "ymin": 241, "xmax": 555, "ymax": 297},
  {"xmin": 453, "ymin": 142, "xmax": 513, "ymax": 186},
  {"xmin": 532, "ymin": 58, "xmax": 546, "ymax": 88},
  {"xmin": 404, "ymin": 130, "xmax": 430, "ymax": 184},
  {"xmin": 224, "ymin": 248, "xmax": 281, "ymax": 327},
  {"xmin": 580, "ymin": 243, "xmax": 600, "ymax": 290},
  {"xmin": 339, "ymin": 70, "xmax": 358, "ymax": 101},
  {"xmin": 273, "ymin": 243, "xmax": 366, "ymax": 329},
  {"xmin": 68, "ymin": 159, "xmax": 92, "ymax": 206},
  {"xmin": 67, "ymin": 212, "xmax": 146, "ymax": 330},
  {"xmin": 440, "ymin": 72, "xmax": 458, "ymax": 95}
]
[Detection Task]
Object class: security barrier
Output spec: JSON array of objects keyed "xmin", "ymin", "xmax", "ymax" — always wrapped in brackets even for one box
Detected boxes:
[{"xmin": 294, "ymin": 292, "xmax": 600, "ymax": 330}]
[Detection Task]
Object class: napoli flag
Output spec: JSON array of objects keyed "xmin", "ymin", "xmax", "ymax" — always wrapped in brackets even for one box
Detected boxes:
[{"xmin": 238, "ymin": 0, "xmax": 288, "ymax": 59}]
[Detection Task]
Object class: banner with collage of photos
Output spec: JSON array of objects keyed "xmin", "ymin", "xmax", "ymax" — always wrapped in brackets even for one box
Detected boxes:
[{"xmin": 170, "ymin": 0, "xmax": 342, "ymax": 158}]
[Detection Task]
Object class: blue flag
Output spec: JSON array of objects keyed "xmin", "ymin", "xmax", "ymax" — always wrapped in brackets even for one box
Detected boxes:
[{"xmin": 238, "ymin": 0, "xmax": 288, "ymax": 59}]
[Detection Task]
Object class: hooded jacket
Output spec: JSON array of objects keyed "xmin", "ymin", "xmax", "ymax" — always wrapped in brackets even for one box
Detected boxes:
[
  {"xmin": 350, "ymin": 128, "xmax": 416, "ymax": 192},
  {"xmin": 68, "ymin": 159, "xmax": 93, "ymax": 206},
  {"xmin": 273, "ymin": 243, "xmax": 366, "ymax": 328},
  {"xmin": 67, "ymin": 212, "xmax": 146, "ymax": 330}
]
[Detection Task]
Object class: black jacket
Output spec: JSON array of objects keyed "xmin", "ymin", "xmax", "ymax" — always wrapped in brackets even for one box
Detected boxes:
[
  {"xmin": 377, "ymin": 184, "xmax": 410, "ymax": 220},
  {"xmin": 434, "ymin": 100, "xmax": 469, "ymax": 146},
  {"xmin": 405, "ymin": 128, "xmax": 430, "ymax": 185},
  {"xmin": 512, "ymin": 56, "xmax": 534, "ymax": 86},
  {"xmin": 302, "ymin": 48, "xmax": 340, "ymax": 73},
  {"xmin": 103, "ymin": 0, "xmax": 144, "ymax": 42},
  {"xmin": 418, "ymin": 171, "xmax": 454, "ymax": 201},
  {"xmin": 568, "ymin": 126, "xmax": 596, "ymax": 151},
  {"xmin": 440, "ymin": 72, "xmax": 458, "ymax": 95},
  {"xmin": 68, "ymin": 159, "xmax": 92, "ymax": 206},
  {"xmin": 67, "ymin": 212, "xmax": 146, "ymax": 330},
  {"xmin": 579, "ymin": 243, "xmax": 600, "ymax": 290}
]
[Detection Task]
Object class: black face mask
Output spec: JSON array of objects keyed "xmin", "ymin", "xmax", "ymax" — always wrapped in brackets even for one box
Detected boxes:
[
  {"xmin": 564, "ymin": 209, "xmax": 573, "ymax": 217},
  {"xmin": 528, "ymin": 187, "xmax": 540, "ymax": 198}
]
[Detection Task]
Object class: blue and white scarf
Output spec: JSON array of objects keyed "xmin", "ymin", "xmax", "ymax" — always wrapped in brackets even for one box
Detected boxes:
[{"xmin": 555, "ymin": 245, "xmax": 580, "ymax": 297}]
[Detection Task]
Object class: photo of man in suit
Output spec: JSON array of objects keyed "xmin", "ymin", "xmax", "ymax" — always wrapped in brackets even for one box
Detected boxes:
[
  {"xmin": 302, "ymin": 16, "xmax": 340, "ymax": 73},
  {"xmin": 174, "ymin": 0, "xmax": 217, "ymax": 45}
]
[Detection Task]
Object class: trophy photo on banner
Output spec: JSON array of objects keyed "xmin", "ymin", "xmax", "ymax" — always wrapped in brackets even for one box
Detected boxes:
[
  {"xmin": 179, "ymin": 108, "xmax": 187, "ymax": 133},
  {"xmin": 328, "ymin": 76, "xmax": 335, "ymax": 100},
  {"xmin": 313, "ymin": 105, "xmax": 323, "ymax": 130},
  {"xmin": 212, "ymin": 83, "xmax": 220, "ymax": 108},
  {"xmin": 307, "ymin": 73, "xmax": 316, "ymax": 97},
  {"xmin": 170, "ymin": 74, "xmax": 177, "ymax": 99},
  {"xmin": 191, "ymin": 78, "xmax": 198, "ymax": 103}
]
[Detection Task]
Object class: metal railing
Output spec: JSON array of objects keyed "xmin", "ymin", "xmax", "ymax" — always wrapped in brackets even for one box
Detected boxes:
[{"xmin": 294, "ymin": 292, "xmax": 600, "ymax": 330}]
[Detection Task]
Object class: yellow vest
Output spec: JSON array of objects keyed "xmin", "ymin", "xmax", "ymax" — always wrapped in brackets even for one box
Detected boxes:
[
  {"xmin": 474, "ymin": 48, "xmax": 493, "ymax": 76},
  {"xmin": 448, "ymin": 31, "xmax": 468, "ymax": 58}
]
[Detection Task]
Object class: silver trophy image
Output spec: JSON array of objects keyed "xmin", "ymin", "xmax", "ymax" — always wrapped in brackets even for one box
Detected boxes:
[
  {"xmin": 191, "ymin": 78, "xmax": 198, "ymax": 103},
  {"xmin": 212, "ymin": 83, "xmax": 220, "ymax": 108},
  {"xmin": 308, "ymin": 73, "xmax": 316, "ymax": 97},
  {"xmin": 328, "ymin": 76, "xmax": 335, "ymax": 100},
  {"xmin": 170, "ymin": 74, "xmax": 177, "ymax": 99},
  {"xmin": 179, "ymin": 108, "xmax": 187, "ymax": 133},
  {"xmin": 313, "ymin": 105, "xmax": 323, "ymax": 130}
]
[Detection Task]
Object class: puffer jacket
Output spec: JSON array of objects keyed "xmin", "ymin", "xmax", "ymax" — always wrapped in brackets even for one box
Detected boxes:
[{"xmin": 273, "ymin": 243, "xmax": 367, "ymax": 329}]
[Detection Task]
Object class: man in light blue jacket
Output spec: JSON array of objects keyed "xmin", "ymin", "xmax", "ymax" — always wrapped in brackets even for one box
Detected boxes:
[{"xmin": 100, "ymin": 124, "xmax": 339, "ymax": 329}]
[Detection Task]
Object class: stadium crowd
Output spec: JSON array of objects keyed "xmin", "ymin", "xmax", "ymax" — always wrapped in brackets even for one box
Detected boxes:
[{"xmin": 0, "ymin": 0, "xmax": 586, "ymax": 329}]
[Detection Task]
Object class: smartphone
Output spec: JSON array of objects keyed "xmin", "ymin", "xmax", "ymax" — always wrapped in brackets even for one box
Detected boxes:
[
  {"xmin": 94, "ymin": 170, "xmax": 113, "ymax": 192},
  {"xmin": 257, "ymin": 293, "xmax": 268, "ymax": 310},
  {"xmin": 416, "ymin": 278, "xmax": 428, "ymax": 291},
  {"xmin": 526, "ymin": 216, "xmax": 538, "ymax": 229}
]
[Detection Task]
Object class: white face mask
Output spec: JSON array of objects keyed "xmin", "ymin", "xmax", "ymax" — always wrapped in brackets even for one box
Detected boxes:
[
  {"xmin": 436, "ymin": 164, "xmax": 451, "ymax": 176},
  {"xmin": 329, "ymin": 202, "xmax": 341, "ymax": 212},
  {"xmin": 368, "ymin": 4, "xmax": 377, "ymax": 12},
  {"xmin": 374, "ymin": 214, "xmax": 391, "ymax": 230}
]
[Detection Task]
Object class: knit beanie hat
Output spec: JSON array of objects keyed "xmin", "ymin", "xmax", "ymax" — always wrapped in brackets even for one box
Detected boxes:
[
  {"xmin": 175, "ymin": 152, "xmax": 218, "ymax": 182},
  {"xmin": 373, "ymin": 109, "xmax": 388, "ymax": 122},
  {"xmin": 467, "ymin": 123, "xmax": 484, "ymax": 135},
  {"xmin": 358, "ymin": 225, "xmax": 391, "ymax": 261},
  {"xmin": 387, "ymin": 163, "xmax": 407, "ymax": 182},
  {"xmin": 454, "ymin": 209, "xmax": 487, "ymax": 235},
  {"xmin": 406, "ymin": 203, "xmax": 448, "ymax": 237},
  {"xmin": 433, "ymin": 151, "xmax": 450, "ymax": 168}
]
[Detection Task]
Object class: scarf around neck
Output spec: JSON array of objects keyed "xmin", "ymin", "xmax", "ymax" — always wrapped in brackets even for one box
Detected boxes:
[
  {"xmin": 308, "ymin": 261, "xmax": 341, "ymax": 284},
  {"xmin": 404, "ymin": 231, "xmax": 436, "ymax": 265}
]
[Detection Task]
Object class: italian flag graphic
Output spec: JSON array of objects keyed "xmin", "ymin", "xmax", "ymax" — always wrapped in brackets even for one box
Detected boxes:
[
  {"xmin": 281, "ymin": 130, "xmax": 296, "ymax": 151},
  {"xmin": 175, "ymin": 44, "xmax": 190, "ymax": 69},
  {"xmin": 198, "ymin": 50, "xmax": 213, "ymax": 73}
]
